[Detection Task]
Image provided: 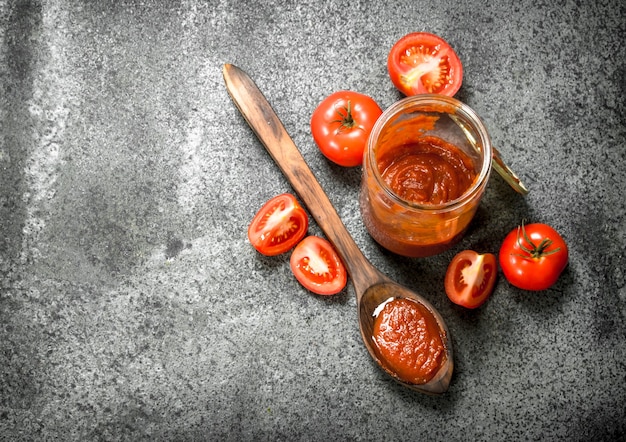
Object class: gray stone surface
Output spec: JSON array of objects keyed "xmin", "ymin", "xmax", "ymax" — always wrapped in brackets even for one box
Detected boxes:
[{"xmin": 1, "ymin": 1, "xmax": 625, "ymax": 440}]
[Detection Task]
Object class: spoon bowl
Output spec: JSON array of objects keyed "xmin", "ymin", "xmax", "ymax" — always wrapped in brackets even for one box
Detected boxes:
[
  {"xmin": 223, "ymin": 63, "xmax": 453, "ymax": 394},
  {"xmin": 359, "ymin": 281, "xmax": 453, "ymax": 394}
]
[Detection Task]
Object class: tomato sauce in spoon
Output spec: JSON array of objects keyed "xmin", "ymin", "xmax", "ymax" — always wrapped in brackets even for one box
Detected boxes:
[{"xmin": 372, "ymin": 297, "xmax": 446, "ymax": 385}]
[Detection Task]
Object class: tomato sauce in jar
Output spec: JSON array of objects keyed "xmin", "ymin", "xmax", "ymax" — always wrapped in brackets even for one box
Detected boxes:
[
  {"xmin": 378, "ymin": 136, "xmax": 476, "ymax": 205},
  {"xmin": 360, "ymin": 95, "xmax": 492, "ymax": 257},
  {"xmin": 372, "ymin": 297, "xmax": 446, "ymax": 385}
]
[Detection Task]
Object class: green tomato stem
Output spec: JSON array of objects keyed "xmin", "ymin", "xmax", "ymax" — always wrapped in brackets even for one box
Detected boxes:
[
  {"xmin": 330, "ymin": 100, "xmax": 356, "ymax": 131},
  {"xmin": 516, "ymin": 221, "xmax": 561, "ymax": 259}
]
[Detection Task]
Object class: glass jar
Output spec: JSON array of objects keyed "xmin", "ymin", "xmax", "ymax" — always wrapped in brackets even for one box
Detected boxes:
[{"xmin": 359, "ymin": 94, "xmax": 492, "ymax": 257}]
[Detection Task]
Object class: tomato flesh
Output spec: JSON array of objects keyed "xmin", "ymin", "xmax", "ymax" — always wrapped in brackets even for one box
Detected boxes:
[
  {"xmin": 499, "ymin": 223, "xmax": 568, "ymax": 291},
  {"xmin": 310, "ymin": 91, "xmax": 382, "ymax": 167},
  {"xmin": 444, "ymin": 250, "xmax": 497, "ymax": 309},
  {"xmin": 387, "ymin": 32, "xmax": 463, "ymax": 97},
  {"xmin": 290, "ymin": 236, "xmax": 347, "ymax": 295},
  {"xmin": 248, "ymin": 194, "xmax": 308, "ymax": 256}
]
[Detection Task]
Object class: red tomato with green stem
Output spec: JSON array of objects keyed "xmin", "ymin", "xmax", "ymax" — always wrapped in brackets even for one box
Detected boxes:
[
  {"xmin": 387, "ymin": 32, "xmax": 463, "ymax": 97},
  {"xmin": 444, "ymin": 250, "xmax": 498, "ymax": 309},
  {"xmin": 310, "ymin": 91, "xmax": 383, "ymax": 167},
  {"xmin": 290, "ymin": 236, "xmax": 347, "ymax": 295},
  {"xmin": 248, "ymin": 193, "xmax": 308, "ymax": 256},
  {"xmin": 499, "ymin": 222, "xmax": 568, "ymax": 291}
]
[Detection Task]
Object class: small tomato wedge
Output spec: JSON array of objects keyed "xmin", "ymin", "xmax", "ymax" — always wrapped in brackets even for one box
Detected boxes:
[
  {"xmin": 499, "ymin": 222, "xmax": 568, "ymax": 291},
  {"xmin": 310, "ymin": 90, "xmax": 383, "ymax": 167},
  {"xmin": 248, "ymin": 194, "xmax": 308, "ymax": 256},
  {"xmin": 445, "ymin": 250, "xmax": 497, "ymax": 309},
  {"xmin": 387, "ymin": 32, "xmax": 463, "ymax": 97},
  {"xmin": 290, "ymin": 236, "xmax": 347, "ymax": 295}
]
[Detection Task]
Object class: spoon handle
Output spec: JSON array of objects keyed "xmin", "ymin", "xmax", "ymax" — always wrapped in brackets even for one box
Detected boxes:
[{"xmin": 223, "ymin": 63, "xmax": 385, "ymax": 296}]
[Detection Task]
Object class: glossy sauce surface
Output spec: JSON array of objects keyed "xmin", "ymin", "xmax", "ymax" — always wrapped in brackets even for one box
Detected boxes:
[
  {"xmin": 378, "ymin": 135, "xmax": 476, "ymax": 205},
  {"xmin": 372, "ymin": 297, "xmax": 446, "ymax": 384}
]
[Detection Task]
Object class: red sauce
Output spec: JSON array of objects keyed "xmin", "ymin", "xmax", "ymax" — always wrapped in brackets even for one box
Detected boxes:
[
  {"xmin": 372, "ymin": 297, "xmax": 445, "ymax": 385},
  {"xmin": 378, "ymin": 136, "xmax": 476, "ymax": 205}
]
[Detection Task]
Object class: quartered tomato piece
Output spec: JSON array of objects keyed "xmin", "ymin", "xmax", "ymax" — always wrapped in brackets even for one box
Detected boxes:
[
  {"xmin": 387, "ymin": 32, "xmax": 463, "ymax": 97},
  {"xmin": 290, "ymin": 236, "xmax": 347, "ymax": 295},
  {"xmin": 444, "ymin": 250, "xmax": 497, "ymax": 308},
  {"xmin": 248, "ymin": 193, "xmax": 308, "ymax": 256}
]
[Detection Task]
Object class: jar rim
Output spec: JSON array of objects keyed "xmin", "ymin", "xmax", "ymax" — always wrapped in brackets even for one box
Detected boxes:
[{"xmin": 366, "ymin": 94, "xmax": 493, "ymax": 212}]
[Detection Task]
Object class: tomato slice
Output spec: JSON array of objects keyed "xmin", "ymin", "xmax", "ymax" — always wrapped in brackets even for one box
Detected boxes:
[
  {"xmin": 444, "ymin": 250, "xmax": 497, "ymax": 308},
  {"xmin": 387, "ymin": 32, "xmax": 463, "ymax": 97},
  {"xmin": 248, "ymin": 194, "xmax": 308, "ymax": 256},
  {"xmin": 290, "ymin": 236, "xmax": 347, "ymax": 295}
]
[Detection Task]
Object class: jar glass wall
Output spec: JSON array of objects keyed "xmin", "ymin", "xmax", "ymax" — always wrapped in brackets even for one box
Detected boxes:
[{"xmin": 359, "ymin": 94, "xmax": 492, "ymax": 257}]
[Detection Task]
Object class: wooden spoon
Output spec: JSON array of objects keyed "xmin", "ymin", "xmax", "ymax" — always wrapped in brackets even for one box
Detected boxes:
[{"xmin": 223, "ymin": 63, "xmax": 453, "ymax": 394}]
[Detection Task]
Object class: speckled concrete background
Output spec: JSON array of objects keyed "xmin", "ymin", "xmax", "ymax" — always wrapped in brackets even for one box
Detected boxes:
[{"xmin": 1, "ymin": 0, "xmax": 625, "ymax": 440}]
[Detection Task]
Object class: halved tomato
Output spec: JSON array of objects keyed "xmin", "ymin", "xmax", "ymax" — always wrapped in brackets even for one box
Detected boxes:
[
  {"xmin": 248, "ymin": 193, "xmax": 308, "ymax": 256},
  {"xmin": 444, "ymin": 250, "xmax": 497, "ymax": 309},
  {"xmin": 290, "ymin": 236, "xmax": 347, "ymax": 295},
  {"xmin": 387, "ymin": 32, "xmax": 463, "ymax": 97}
]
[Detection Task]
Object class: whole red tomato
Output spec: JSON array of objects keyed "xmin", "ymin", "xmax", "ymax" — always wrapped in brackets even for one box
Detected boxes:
[
  {"xmin": 310, "ymin": 91, "xmax": 382, "ymax": 167},
  {"xmin": 499, "ymin": 222, "xmax": 568, "ymax": 291}
]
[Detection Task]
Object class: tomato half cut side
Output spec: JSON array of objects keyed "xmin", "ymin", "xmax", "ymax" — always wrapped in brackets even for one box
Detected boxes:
[
  {"xmin": 444, "ymin": 250, "xmax": 497, "ymax": 309},
  {"xmin": 290, "ymin": 236, "xmax": 347, "ymax": 295},
  {"xmin": 248, "ymin": 193, "xmax": 309, "ymax": 256},
  {"xmin": 387, "ymin": 32, "xmax": 463, "ymax": 97}
]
